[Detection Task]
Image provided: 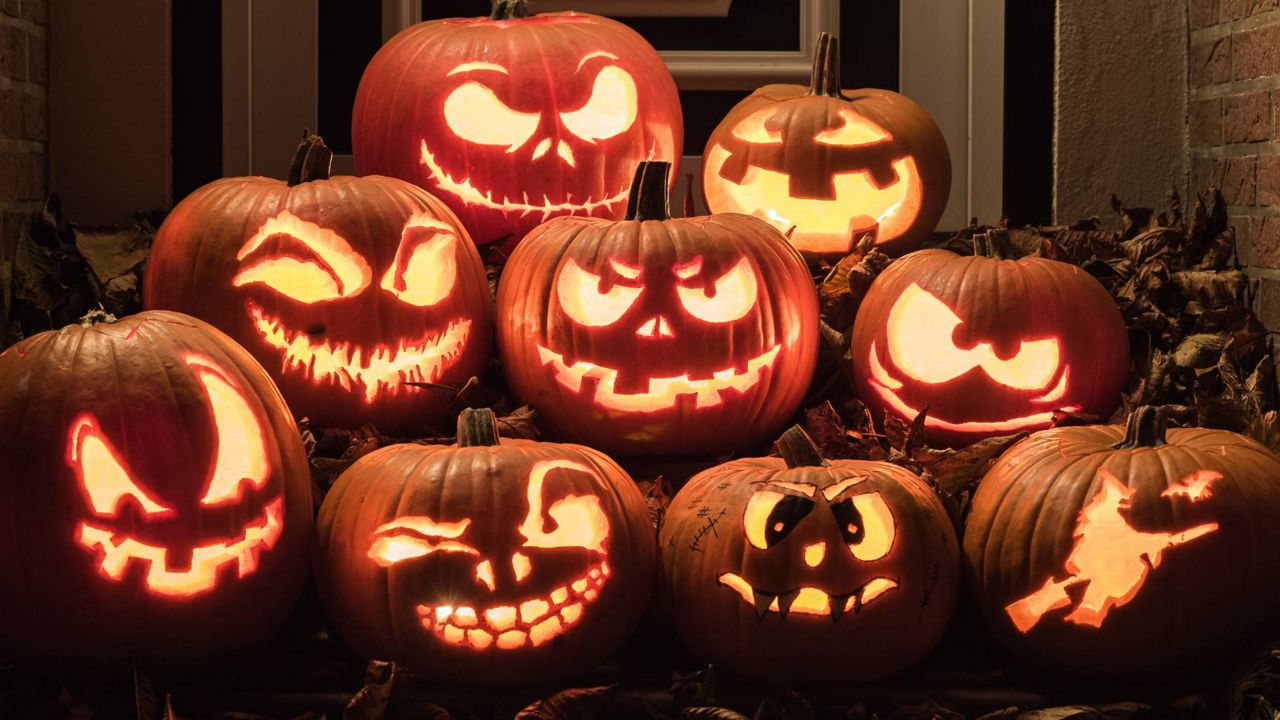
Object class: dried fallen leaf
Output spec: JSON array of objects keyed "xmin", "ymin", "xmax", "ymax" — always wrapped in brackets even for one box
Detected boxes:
[
  {"xmin": 515, "ymin": 685, "xmax": 616, "ymax": 719},
  {"xmin": 344, "ymin": 660, "xmax": 396, "ymax": 720}
]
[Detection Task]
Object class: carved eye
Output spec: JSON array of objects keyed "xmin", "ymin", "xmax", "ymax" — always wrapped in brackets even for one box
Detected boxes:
[
  {"xmin": 677, "ymin": 257, "xmax": 758, "ymax": 323},
  {"xmin": 832, "ymin": 492, "xmax": 895, "ymax": 561},
  {"xmin": 233, "ymin": 211, "xmax": 373, "ymax": 304},
  {"xmin": 560, "ymin": 66, "xmax": 638, "ymax": 142},
  {"xmin": 730, "ymin": 107, "xmax": 783, "ymax": 144},
  {"xmin": 444, "ymin": 82, "xmax": 540, "ymax": 151},
  {"xmin": 519, "ymin": 460, "xmax": 610, "ymax": 553},
  {"xmin": 68, "ymin": 416, "xmax": 173, "ymax": 518},
  {"xmin": 186, "ymin": 354, "xmax": 270, "ymax": 507},
  {"xmin": 743, "ymin": 489, "xmax": 814, "ymax": 550},
  {"xmin": 380, "ymin": 217, "xmax": 459, "ymax": 307},
  {"xmin": 368, "ymin": 516, "xmax": 479, "ymax": 567},
  {"xmin": 556, "ymin": 259, "xmax": 642, "ymax": 327}
]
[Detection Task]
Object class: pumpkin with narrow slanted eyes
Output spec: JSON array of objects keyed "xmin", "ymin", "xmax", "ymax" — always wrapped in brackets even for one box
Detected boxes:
[
  {"xmin": 496, "ymin": 161, "xmax": 819, "ymax": 457},
  {"xmin": 0, "ymin": 311, "xmax": 312, "ymax": 667},
  {"xmin": 352, "ymin": 0, "xmax": 682, "ymax": 251},
  {"xmin": 660, "ymin": 425, "xmax": 959, "ymax": 683},
  {"xmin": 145, "ymin": 132, "xmax": 493, "ymax": 434},
  {"xmin": 850, "ymin": 232, "xmax": 1129, "ymax": 447},
  {"xmin": 315, "ymin": 408, "xmax": 655, "ymax": 686},
  {"xmin": 703, "ymin": 33, "xmax": 950, "ymax": 259},
  {"xmin": 964, "ymin": 407, "xmax": 1280, "ymax": 678}
]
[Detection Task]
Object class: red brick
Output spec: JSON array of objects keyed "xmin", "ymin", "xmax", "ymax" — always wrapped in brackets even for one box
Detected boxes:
[
  {"xmin": 1193, "ymin": 0, "xmax": 1221, "ymax": 26},
  {"xmin": 1192, "ymin": 155, "xmax": 1219, "ymax": 193},
  {"xmin": 2, "ymin": 25, "xmax": 25, "ymax": 81},
  {"xmin": 1191, "ymin": 98, "xmax": 1224, "ymax": 146},
  {"xmin": 0, "ymin": 86, "xmax": 18, "ymax": 139},
  {"xmin": 1220, "ymin": 0, "xmax": 1280, "ymax": 20},
  {"xmin": 1253, "ymin": 275, "xmax": 1280, "ymax": 329},
  {"xmin": 1225, "ymin": 90, "xmax": 1272, "ymax": 142},
  {"xmin": 0, "ymin": 0, "xmax": 17, "ymax": 18},
  {"xmin": 24, "ymin": 0, "xmax": 46, "ymax": 25},
  {"xmin": 1192, "ymin": 37, "xmax": 1232, "ymax": 87},
  {"xmin": 20, "ymin": 91, "xmax": 42, "ymax": 142},
  {"xmin": 1221, "ymin": 155, "xmax": 1258, "ymax": 205},
  {"xmin": 26, "ymin": 32, "xmax": 43, "ymax": 84},
  {"xmin": 1234, "ymin": 23, "xmax": 1280, "ymax": 79},
  {"xmin": 1259, "ymin": 154, "xmax": 1280, "ymax": 205},
  {"xmin": 1252, "ymin": 215, "xmax": 1280, "ymax": 267}
]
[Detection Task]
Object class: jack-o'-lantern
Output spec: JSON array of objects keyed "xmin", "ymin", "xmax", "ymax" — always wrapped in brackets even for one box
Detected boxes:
[
  {"xmin": 0, "ymin": 311, "xmax": 311, "ymax": 667},
  {"xmin": 496, "ymin": 161, "xmax": 819, "ymax": 457},
  {"xmin": 315, "ymin": 408, "xmax": 655, "ymax": 686},
  {"xmin": 703, "ymin": 33, "xmax": 950, "ymax": 259},
  {"xmin": 352, "ymin": 0, "xmax": 682, "ymax": 251},
  {"xmin": 850, "ymin": 233, "xmax": 1128, "ymax": 447},
  {"xmin": 964, "ymin": 407, "xmax": 1280, "ymax": 678},
  {"xmin": 660, "ymin": 425, "xmax": 958, "ymax": 683},
  {"xmin": 145, "ymin": 132, "xmax": 493, "ymax": 434}
]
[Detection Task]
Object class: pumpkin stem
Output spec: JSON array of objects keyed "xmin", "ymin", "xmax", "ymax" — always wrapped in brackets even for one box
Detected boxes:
[
  {"xmin": 288, "ymin": 128, "xmax": 333, "ymax": 186},
  {"xmin": 624, "ymin": 161, "xmax": 673, "ymax": 222},
  {"xmin": 457, "ymin": 407, "xmax": 502, "ymax": 447},
  {"xmin": 972, "ymin": 228, "xmax": 1015, "ymax": 260},
  {"xmin": 775, "ymin": 425, "xmax": 830, "ymax": 468},
  {"xmin": 489, "ymin": 0, "xmax": 529, "ymax": 20},
  {"xmin": 807, "ymin": 32, "xmax": 844, "ymax": 99},
  {"xmin": 1113, "ymin": 406, "xmax": 1168, "ymax": 449}
]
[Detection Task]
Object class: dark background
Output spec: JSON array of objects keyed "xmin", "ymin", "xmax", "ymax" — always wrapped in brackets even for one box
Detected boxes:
[{"xmin": 173, "ymin": 1, "xmax": 1053, "ymax": 225}]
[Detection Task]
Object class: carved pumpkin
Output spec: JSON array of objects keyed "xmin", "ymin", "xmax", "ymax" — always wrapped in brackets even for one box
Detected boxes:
[
  {"xmin": 145, "ymin": 132, "xmax": 493, "ymax": 434},
  {"xmin": 0, "ymin": 311, "xmax": 311, "ymax": 666},
  {"xmin": 352, "ymin": 0, "xmax": 683, "ymax": 251},
  {"xmin": 703, "ymin": 33, "xmax": 950, "ymax": 259},
  {"xmin": 315, "ymin": 408, "xmax": 654, "ymax": 685},
  {"xmin": 964, "ymin": 407, "xmax": 1280, "ymax": 678},
  {"xmin": 659, "ymin": 426, "xmax": 958, "ymax": 683},
  {"xmin": 496, "ymin": 161, "xmax": 818, "ymax": 457},
  {"xmin": 850, "ymin": 233, "xmax": 1128, "ymax": 447}
]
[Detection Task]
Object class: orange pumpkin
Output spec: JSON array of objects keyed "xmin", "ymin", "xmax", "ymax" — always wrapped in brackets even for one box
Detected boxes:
[
  {"xmin": 145, "ymin": 132, "xmax": 493, "ymax": 434},
  {"xmin": 315, "ymin": 408, "xmax": 655, "ymax": 686},
  {"xmin": 352, "ymin": 0, "xmax": 682, "ymax": 251},
  {"xmin": 496, "ymin": 161, "xmax": 819, "ymax": 457},
  {"xmin": 0, "ymin": 311, "xmax": 312, "ymax": 667},
  {"xmin": 703, "ymin": 33, "xmax": 950, "ymax": 259}
]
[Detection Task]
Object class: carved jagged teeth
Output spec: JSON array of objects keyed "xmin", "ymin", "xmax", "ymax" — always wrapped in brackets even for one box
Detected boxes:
[
  {"xmin": 752, "ymin": 589, "xmax": 775, "ymax": 619},
  {"xmin": 775, "ymin": 589, "xmax": 800, "ymax": 619},
  {"xmin": 829, "ymin": 593, "xmax": 854, "ymax": 622}
]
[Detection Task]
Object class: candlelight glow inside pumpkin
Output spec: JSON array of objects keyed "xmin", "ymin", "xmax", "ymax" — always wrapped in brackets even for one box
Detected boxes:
[{"xmin": 69, "ymin": 352, "xmax": 284, "ymax": 598}]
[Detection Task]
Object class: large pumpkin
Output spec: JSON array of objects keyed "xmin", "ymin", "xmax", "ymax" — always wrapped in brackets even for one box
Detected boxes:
[
  {"xmin": 496, "ymin": 161, "xmax": 818, "ymax": 457},
  {"xmin": 145, "ymin": 132, "xmax": 493, "ymax": 434},
  {"xmin": 315, "ymin": 408, "xmax": 655, "ymax": 686},
  {"xmin": 963, "ymin": 407, "xmax": 1280, "ymax": 678},
  {"xmin": 703, "ymin": 33, "xmax": 950, "ymax": 259},
  {"xmin": 850, "ymin": 232, "xmax": 1129, "ymax": 447},
  {"xmin": 660, "ymin": 426, "xmax": 959, "ymax": 683},
  {"xmin": 0, "ymin": 311, "xmax": 312, "ymax": 667},
  {"xmin": 352, "ymin": 0, "xmax": 683, "ymax": 251}
]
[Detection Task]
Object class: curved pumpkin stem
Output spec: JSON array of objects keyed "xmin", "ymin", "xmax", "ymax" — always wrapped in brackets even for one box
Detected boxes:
[
  {"xmin": 624, "ymin": 161, "xmax": 673, "ymax": 222},
  {"xmin": 457, "ymin": 407, "xmax": 502, "ymax": 447},
  {"xmin": 1113, "ymin": 406, "xmax": 1168, "ymax": 449},
  {"xmin": 489, "ymin": 0, "xmax": 529, "ymax": 20},
  {"xmin": 775, "ymin": 425, "xmax": 830, "ymax": 468},
  {"xmin": 972, "ymin": 229, "xmax": 1016, "ymax": 260},
  {"xmin": 288, "ymin": 128, "xmax": 333, "ymax": 186},
  {"xmin": 807, "ymin": 32, "xmax": 844, "ymax": 99}
]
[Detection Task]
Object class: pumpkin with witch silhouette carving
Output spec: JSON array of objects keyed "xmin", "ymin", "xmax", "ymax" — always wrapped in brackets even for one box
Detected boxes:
[
  {"xmin": 497, "ymin": 161, "xmax": 819, "ymax": 457},
  {"xmin": 0, "ymin": 311, "xmax": 312, "ymax": 667},
  {"xmin": 145, "ymin": 132, "xmax": 493, "ymax": 434},
  {"xmin": 315, "ymin": 408, "xmax": 655, "ymax": 685}
]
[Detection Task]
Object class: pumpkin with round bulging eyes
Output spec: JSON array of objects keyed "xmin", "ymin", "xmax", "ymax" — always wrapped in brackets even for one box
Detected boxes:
[
  {"xmin": 496, "ymin": 161, "xmax": 819, "ymax": 457},
  {"xmin": 703, "ymin": 33, "xmax": 950, "ymax": 260},
  {"xmin": 849, "ymin": 231, "xmax": 1129, "ymax": 447},
  {"xmin": 659, "ymin": 425, "xmax": 959, "ymax": 683},
  {"xmin": 964, "ymin": 407, "xmax": 1280, "ymax": 679},
  {"xmin": 145, "ymin": 132, "xmax": 493, "ymax": 434},
  {"xmin": 315, "ymin": 408, "xmax": 655, "ymax": 686},
  {"xmin": 0, "ymin": 311, "xmax": 312, "ymax": 667},
  {"xmin": 352, "ymin": 0, "xmax": 683, "ymax": 252}
]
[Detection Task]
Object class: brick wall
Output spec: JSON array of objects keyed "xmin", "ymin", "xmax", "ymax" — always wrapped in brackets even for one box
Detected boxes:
[
  {"xmin": 0, "ymin": 0, "xmax": 46, "ymax": 274},
  {"xmin": 1189, "ymin": 2, "xmax": 1280, "ymax": 322}
]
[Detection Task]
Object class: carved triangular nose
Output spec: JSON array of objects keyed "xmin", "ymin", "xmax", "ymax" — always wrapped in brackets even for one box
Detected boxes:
[{"xmin": 635, "ymin": 315, "xmax": 673, "ymax": 338}]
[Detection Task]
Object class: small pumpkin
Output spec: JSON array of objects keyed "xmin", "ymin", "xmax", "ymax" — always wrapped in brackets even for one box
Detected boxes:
[
  {"xmin": 659, "ymin": 426, "xmax": 959, "ymax": 683},
  {"xmin": 0, "ymin": 311, "xmax": 312, "ymax": 667},
  {"xmin": 352, "ymin": 0, "xmax": 683, "ymax": 251},
  {"xmin": 145, "ymin": 131, "xmax": 493, "ymax": 434},
  {"xmin": 964, "ymin": 407, "xmax": 1280, "ymax": 678},
  {"xmin": 315, "ymin": 408, "xmax": 655, "ymax": 686},
  {"xmin": 703, "ymin": 33, "xmax": 950, "ymax": 259},
  {"xmin": 497, "ymin": 161, "xmax": 819, "ymax": 457},
  {"xmin": 850, "ymin": 231, "xmax": 1128, "ymax": 447}
]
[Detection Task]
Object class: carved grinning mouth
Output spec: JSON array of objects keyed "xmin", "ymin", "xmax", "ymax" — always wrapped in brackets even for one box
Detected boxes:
[
  {"xmin": 247, "ymin": 302, "xmax": 471, "ymax": 403},
  {"xmin": 719, "ymin": 572, "xmax": 898, "ymax": 622},
  {"xmin": 77, "ymin": 498, "xmax": 285, "ymax": 599},
  {"xmin": 536, "ymin": 344, "xmax": 781, "ymax": 413},
  {"xmin": 419, "ymin": 140, "xmax": 631, "ymax": 220},
  {"xmin": 416, "ymin": 558, "xmax": 610, "ymax": 650}
]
